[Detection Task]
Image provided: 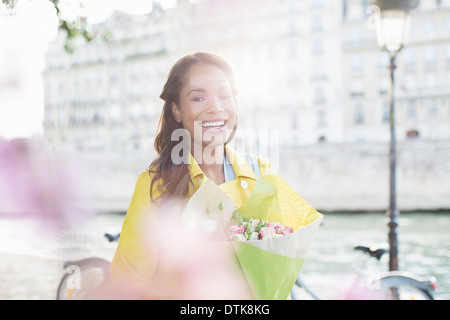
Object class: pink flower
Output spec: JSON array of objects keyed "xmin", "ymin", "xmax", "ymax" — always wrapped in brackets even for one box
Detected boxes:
[
  {"xmin": 267, "ymin": 222, "xmax": 283, "ymax": 230},
  {"xmin": 280, "ymin": 226, "xmax": 294, "ymax": 235},
  {"xmin": 259, "ymin": 227, "xmax": 276, "ymax": 239},
  {"xmin": 229, "ymin": 224, "xmax": 245, "ymax": 234}
]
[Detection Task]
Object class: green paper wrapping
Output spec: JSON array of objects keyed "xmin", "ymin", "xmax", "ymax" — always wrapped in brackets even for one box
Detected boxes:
[
  {"xmin": 233, "ymin": 242, "xmax": 305, "ymax": 300},
  {"xmin": 182, "ymin": 174, "xmax": 323, "ymax": 300}
]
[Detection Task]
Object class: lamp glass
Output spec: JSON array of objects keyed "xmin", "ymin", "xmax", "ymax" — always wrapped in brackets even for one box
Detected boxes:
[{"xmin": 375, "ymin": 9, "xmax": 411, "ymax": 53}]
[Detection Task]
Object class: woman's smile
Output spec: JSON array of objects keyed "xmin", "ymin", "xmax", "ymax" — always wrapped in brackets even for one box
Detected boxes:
[{"xmin": 201, "ymin": 119, "xmax": 228, "ymax": 132}]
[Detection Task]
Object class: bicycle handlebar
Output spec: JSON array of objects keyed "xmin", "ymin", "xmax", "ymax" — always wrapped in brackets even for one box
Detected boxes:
[{"xmin": 104, "ymin": 233, "xmax": 120, "ymax": 242}]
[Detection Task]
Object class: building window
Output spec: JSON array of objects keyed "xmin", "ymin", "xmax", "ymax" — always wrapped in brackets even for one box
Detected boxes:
[
  {"xmin": 424, "ymin": 45, "xmax": 437, "ymax": 65},
  {"xmin": 423, "ymin": 19, "xmax": 436, "ymax": 36},
  {"xmin": 403, "ymin": 73, "xmax": 415, "ymax": 91},
  {"xmin": 406, "ymin": 101, "xmax": 417, "ymax": 118},
  {"xmin": 446, "ymin": 43, "xmax": 450, "ymax": 63},
  {"xmin": 289, "ymin": 42, "xmax": 298, "ymax": 59},
  {"xmin": 379, "ymin": 51, "xmax": 390, "ymax": 68},
  {"xmin": 379, "ymin": 76, "xmax": 388, "ymax": 95},
  {"xmin": 351, "ymin": 53, "xmax": 363, "ymax": 71},
  {"xmin": 351, "ymin": 80, "xmax": 364, "ymax": 97},
  {"xmin": 311, "ymin": 0, "xmax": 324, "ymax": 10},
  {"xmin": 382, "ymin": 103, "xmax": 389, "ymax": 123},
  {"xmin": 406, "ymin": 130, "xmax": 420, "ymax": 139},
  {"xmin": 314, "ymin": 88, "xmax": 326, "ymax": 104},
  {"xmin": 311, "ymin": 16, "xmax": 323, "ymax": 33},
  {"xmin": 292, "ymin": 114, "xmax": 298, "ymax": 128},
  {"xmin": 420, "ymin": 1, "xmax": 438, "ymax": 10},
  {"xmin": 110, "ymin": 105, "xmax": 122, "ymax": 123},
  {"xmin": 109, "ymin": 68, "xmax": 118, "ymax": 82},
  {"xmin": 317, "ymin": 111, "xmax": 326, "ymax": 127},
  {"xmin": 289, "ymin": 21, "xmax": 297, "ymax": 36},
  {"xmin": 443, "ymin": 0, "xmax": 450, "ymax": 9},
  {"xmin": 425, "ymin": 71, "xmax": 437, "ymax": 89},
  {"xmin": 312, "ymin": 40, "xmax": 323, "ymax": 55},
  {"xmin": 427, "ymin": 100, "xmax": 438, "ymax": 116},
  {"xmin": 312, "ymin": 63, "xmax": 326, "ymax": 80},
  {"xmin": 349, "ymin": 29, "xmax": 361, "ymax": 46},
  {"xmin": 109, "ymin": 85, "xmax": 120, "ymax": 102},
  {"xmin": 354, "ymin": 105, "xmax": 364, "ymax": 124},
  {"xmin": 131, "ymin": 103, "xmax": 141, "ymax": 120},
  {"xmin": 347, "ymin": 1, "xmax": 363, "ymax": 20},
  {"xmin": 403, "ymin": 47, "xmax": 415, "ymax": 67}
]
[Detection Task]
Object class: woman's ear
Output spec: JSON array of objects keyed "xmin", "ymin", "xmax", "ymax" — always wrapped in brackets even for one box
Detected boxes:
[{"xmin": 171, "ymin": 102, "xmax": 182, "ymax": 123}]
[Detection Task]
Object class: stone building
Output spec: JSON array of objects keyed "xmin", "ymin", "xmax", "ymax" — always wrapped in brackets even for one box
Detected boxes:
[
  {"xmin": 41, "ymin": 0, "xmax": 450, "ymax": 212},
  {"xmin": 342, "ymin": 0, "xmax": 450, "ymax": 143},
  {"xmin": 43, "ymin": 0, "xmax": 346, "ymax": 153}
]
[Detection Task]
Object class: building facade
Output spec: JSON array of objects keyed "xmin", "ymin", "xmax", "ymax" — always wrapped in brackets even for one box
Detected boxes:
[
  {"xmin": 43, "ymin": 0, "xmax": 344, "ymax": 153},
  {"xmin": 43, "ymin": 0, "xmax": 450, "ymax": 154},
  {"xmin": 342, "ymin": 0, "xmax": 450, "ymax": 143}
]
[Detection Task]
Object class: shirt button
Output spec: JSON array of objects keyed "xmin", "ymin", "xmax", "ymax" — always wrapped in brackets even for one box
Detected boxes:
[{"xmin": 240, "ymin": 180, "xmax": 248, "ymax": 189}]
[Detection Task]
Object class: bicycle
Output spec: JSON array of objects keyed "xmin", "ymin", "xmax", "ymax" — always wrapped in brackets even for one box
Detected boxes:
[
  {"xmin": 290, "ymin": 244, "xmax": 437, "ymax": 300},
  {"xmin": 58, "ymin": 235, "xmax": 436, "ymax": 300},
  {"xmin": 56, "ymin": 233, "xmax": 120, "ymax": 300}
]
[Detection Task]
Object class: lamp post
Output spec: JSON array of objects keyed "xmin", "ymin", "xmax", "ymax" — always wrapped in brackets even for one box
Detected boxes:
[{"xmin": 370, "ymin": 0, "xmax": 417, "ymax": 272}]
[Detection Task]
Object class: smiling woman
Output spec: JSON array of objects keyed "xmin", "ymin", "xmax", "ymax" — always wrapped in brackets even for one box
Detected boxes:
[
  {"xmin": 109, "ymin": 52, "xmax": 276, "ymax": 293},
  {"xmin": 152, "ymin": 52, "xmax": 240, "ymax": 193},
  {"xmin": 106, "ymin": 52, "xmax": 324, "ymax": 300}
]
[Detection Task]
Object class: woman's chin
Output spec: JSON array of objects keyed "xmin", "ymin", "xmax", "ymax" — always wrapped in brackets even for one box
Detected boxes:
[{"xmin": 202, "ymin": 132, "xmax": 230, "ymax": 146}]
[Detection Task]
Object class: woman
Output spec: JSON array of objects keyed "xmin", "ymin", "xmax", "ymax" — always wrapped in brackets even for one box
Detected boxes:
[{"xmin": 110, "ymin": 52, "xmax": 274, "ymax": 293}]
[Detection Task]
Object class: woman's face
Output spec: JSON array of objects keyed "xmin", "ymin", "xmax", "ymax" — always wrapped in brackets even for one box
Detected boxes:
[{"xmin": 172, "ymin": 63, "xmax": 237, "ymax": 151}]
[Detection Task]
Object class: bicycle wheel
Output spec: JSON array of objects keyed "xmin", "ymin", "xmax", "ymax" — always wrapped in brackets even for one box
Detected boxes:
[
  {"xmin": 56, "ymin": 258, "xmax": 111, "ymax": 300},
  {"xmin": 379, "ymin": 272, "xmax": 434, "ymax": 300}
]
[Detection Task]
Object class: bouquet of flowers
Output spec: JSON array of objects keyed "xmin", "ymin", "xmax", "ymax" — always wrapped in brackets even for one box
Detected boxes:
[
  {"xmin": 227, "ymin": 214, "xmax": 294, "ymax": 242},
  {"xmin": 182, "ymin": 174, "xmax": 323, "ymax": 300}
]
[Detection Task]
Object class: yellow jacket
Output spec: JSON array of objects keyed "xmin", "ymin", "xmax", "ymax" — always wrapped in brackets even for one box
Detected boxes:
[{"xmin": 109, "ymin": 145, "xmax": 274, "ymax": 289}]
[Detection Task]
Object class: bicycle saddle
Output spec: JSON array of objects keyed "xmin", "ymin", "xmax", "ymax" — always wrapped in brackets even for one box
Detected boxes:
[{"xmin": 354, "ymin": 245, "xmax": 388, "ymax": 261}]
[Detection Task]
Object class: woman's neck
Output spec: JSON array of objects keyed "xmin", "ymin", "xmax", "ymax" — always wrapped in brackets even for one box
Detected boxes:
[{"xmin": 192, "ymin": 144, "xmax": 225, "ymax": 185}]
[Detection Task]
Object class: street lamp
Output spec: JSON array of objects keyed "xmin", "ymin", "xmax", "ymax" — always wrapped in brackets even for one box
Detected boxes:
[{"xmin": 370, "ymin": 0, "xmax": 417, "ymax": 272}]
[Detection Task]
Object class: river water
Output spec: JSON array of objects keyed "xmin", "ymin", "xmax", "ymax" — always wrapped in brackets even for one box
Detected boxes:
[
  {"xmin": 0, "ymin": 212, "xmax": 448, "ymax": 300},
  {"xmin": 297, "ymin": 212, "xmax": 450, "ymax": 300}
]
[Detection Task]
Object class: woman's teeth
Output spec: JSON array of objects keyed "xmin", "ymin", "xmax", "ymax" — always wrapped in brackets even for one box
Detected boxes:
[{"xmin": 202, "ymin": 121, "xmax": 225, "ymax": 128}]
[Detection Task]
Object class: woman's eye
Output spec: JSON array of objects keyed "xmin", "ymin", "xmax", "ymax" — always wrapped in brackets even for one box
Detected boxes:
[{"xmin": 191, "ymin": 96, "xmax": 205, "ymax": 102}]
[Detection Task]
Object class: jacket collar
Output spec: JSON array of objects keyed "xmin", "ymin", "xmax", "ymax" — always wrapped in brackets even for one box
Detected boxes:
[
  {"xmin": 187, "ymin": 145, "xmax": 258, "ymax": 181},
  {"xmin": 225, "ymin": 145, "xmax": 258, "ymax": 180}
]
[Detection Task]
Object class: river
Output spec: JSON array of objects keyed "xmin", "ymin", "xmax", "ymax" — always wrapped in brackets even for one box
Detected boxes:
[{"xmin": 0, "ymin": 212, "xmax": 448, "ymax": 300}]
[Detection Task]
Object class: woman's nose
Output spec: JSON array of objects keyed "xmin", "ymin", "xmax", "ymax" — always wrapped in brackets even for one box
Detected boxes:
[{"xmin": 205, "ymin": 95, "xmax": 224, "ymax": 113}]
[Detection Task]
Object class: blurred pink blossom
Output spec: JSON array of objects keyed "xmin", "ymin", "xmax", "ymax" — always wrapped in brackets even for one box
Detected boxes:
[
  {"xmin": 146, "ymin": 215, "xmax": 252, "ymax": 300},
  {"xmin": 100, "ymin": 213, "xmax": 253, "ymax": 300},
  {"xmin": 0, "ymin": 138, "xmax": 90, "ymax": 228}
]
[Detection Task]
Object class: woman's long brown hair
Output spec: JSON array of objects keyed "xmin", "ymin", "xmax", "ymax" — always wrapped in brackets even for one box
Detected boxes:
[{"xmin": 148, "ymin": 52, "xmax": 238, "ymax": 205}]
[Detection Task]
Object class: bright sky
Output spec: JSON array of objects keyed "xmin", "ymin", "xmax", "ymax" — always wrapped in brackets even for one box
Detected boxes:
[{"xmin": 0, "ymin": 0, "xmax": 176, "ymax": 139}]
